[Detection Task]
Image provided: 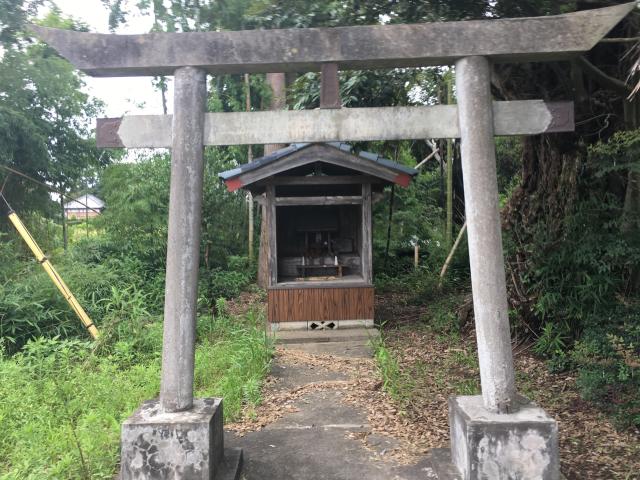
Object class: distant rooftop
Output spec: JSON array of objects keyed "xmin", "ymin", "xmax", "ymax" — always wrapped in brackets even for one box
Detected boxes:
[{"xmin": 64, "ymin": 194, "xmax": 105, "ymax": 210}]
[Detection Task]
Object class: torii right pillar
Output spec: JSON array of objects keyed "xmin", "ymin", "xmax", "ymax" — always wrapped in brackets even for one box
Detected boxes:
[{"xmin": 449, "ymin": 55, "xmax": 559, "ymax": 480}]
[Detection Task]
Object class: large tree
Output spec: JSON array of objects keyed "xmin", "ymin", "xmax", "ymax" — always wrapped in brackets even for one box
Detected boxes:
[{"xmin": 0, "ymin": 4, "xmax": 107, "ymax": 222}]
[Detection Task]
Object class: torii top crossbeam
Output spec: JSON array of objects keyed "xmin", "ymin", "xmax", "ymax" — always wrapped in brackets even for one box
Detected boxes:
[{"xmin": 30, "ymin": 3, "xmax": 634, "ymax": 76}]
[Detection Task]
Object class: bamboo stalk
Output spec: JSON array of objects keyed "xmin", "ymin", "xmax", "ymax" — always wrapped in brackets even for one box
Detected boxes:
[{"xmin": 439, "ymin": 221, "xmax": 467, "ymax": 287}]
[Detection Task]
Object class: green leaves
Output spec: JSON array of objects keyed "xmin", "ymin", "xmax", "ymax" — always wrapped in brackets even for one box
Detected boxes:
[
  {"xmin": 0, "ymin": 5, "xmax": 107, "ymax": 214},
  {"xmin": 0, "ymin": 304, "xmax": 272, "ymax": 477},
  {"xmin": 0, "ymin": 0, "xmax": 42, "ymax": 46}
]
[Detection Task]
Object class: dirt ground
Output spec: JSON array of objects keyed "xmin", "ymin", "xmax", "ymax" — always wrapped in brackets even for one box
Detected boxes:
[
  {"xmin": 227, "ymin": 292, "xmax": 640, "ymax": 479},
  {"xmin": 377, "ymin": 292, "xmax": 640, "ymax": 480}
]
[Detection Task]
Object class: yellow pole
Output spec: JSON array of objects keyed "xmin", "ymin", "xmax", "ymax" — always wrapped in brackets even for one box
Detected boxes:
[{"xmin": 6, "ymin": 209, "xmax": 99, "ymax": 339}]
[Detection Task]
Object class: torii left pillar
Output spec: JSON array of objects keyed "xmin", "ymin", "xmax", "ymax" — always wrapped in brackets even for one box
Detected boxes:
[{"xmin": 120, "ymin": 67, "xmax": 242, "ymax": 480}]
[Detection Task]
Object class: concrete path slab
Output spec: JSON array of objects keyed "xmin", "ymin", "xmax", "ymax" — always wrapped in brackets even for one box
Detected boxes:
[
  {"xmin": 272, "ymin": 328, "xmax": 380, "ymax": 345},
  {"xmin": 264, "ymin": 390, "xmax": 369, "ymax": 432},
  {"xmin": 281, "ymin": 340, "xmax": 374, "ymax": 358},
  {"xmin": 225, "ymin": 335, "xmax": 447, "ymax": 480},
  {"xmin": 227, "ymin": 425, "xmax": 437, "ymax": 480},
  {"xmin": 269, "ymin": 362, "xmax": 350, "ymax": 391}
]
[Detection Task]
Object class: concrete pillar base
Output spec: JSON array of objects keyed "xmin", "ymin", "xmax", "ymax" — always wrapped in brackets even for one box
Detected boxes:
[
  {"xmin": 449, "ymin": 395, "xmax": 559, "ymax": 480},
  {"xmin": 120, "ymin": 398, "xmax": 242, "ymax": 480}
]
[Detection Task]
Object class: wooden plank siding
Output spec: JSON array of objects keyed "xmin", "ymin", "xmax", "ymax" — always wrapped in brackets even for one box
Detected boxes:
[{"xmin": 268, "ymin": 286, "xmax": 374, "ymax": 323}]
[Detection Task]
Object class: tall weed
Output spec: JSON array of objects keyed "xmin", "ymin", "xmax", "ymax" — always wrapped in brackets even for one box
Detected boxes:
[{"xmin": 0, "ymin": 305, "xmax": 272, "ymax": 479}]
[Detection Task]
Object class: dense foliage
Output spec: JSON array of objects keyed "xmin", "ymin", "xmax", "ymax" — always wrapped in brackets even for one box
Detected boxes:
[
  {"xmin": 0, "ymin": 7, "xmax": 112, "ymax": 217},
  {"xmin": 512, "ymin": 130, "xmax": 640, "ymax": 428},
  {"xmin": 0, "ymin": 302, "xmax": 271, "ymax": 479}
]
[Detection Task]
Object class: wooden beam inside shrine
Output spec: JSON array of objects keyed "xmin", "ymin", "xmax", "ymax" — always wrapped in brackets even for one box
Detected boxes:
[
  {"xmin": 29, "ymin": 3, "xmax": 633, "ymax": 77},
  {"xmin": 96, "ymin": 100, "xmax": 574, "ymax": 148},
  {"xmin": 275, "ymin": 195, "xmax": 363, "ymax": 206},
  {"xmin": 258, "ymin": 175, "xmax": 380, "ymax": 186}
]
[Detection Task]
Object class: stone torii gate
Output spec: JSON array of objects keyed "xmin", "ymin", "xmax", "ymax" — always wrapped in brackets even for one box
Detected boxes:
[{"xmin": 31, "ymin": 3, "xmax": 634, "ymax": 479}]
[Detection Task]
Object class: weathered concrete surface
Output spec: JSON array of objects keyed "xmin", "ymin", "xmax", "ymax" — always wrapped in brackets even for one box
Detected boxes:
[
  {"xmin": 456, "ymin": 56, "xmax": 516, "ymax": 413},
  {"xmin": 320, "ymin": 63, "xmax": 341, "ymax": 109},
  {"xmin": 215, "ymin": 448, "xmax": 243, "ymax": 480},
  {"xmin": 120, "ymin": 398, "xmax": 242, "ymax": 480},
  {"xmin": 269, "ymin": 362, "xmax": 350, "ymax": 392},
  {"xmin": 95, "ymin": 100, "xmax": 575, "ymax": 148},
  {"xmin": 281, "ymin": 340, "xmax": 375, "ymax": 358},
  {"xmin": 264, "ymin": 390, "xmax": 370, "ymax": 432},
  {"xmin": 227, "ymin": 424, "xmax": 436, "ymax": 480},
  {"xmin": 270, "ymin": 319, "xmax": 376, "ymax": 332},
  {"xmin": 160, "ymin": 66, "xmax": 207, "ymax": 412},
  {"xmin": 30, "ymin": 4, "xmax": 634, "ymax": 76},
  {"xmin": 449, "ymin": 395, "xmax": 559, "ymax": 480},
  {"xmin": 274, "ymin": 327, "xmax": 378, "ymax": 357},
  {"xmin": 430, "ymin": 449, "xmax": 463, "ymax": 480},
  {"xmin": 263, "ymin": 72, "xmax": 288, "ymax": 156},
  {"xmin": 272, "ymin": 327, "xmax": 380, "ymax": 344},
  {"xmin": 226, "ymin": 345, "xmax": 438, "ymax": 479}
]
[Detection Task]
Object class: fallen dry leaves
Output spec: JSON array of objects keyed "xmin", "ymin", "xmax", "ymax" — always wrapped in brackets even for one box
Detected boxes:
[
  {"xmin": 227, "ymin": 346, "xmax": 433, "ymax": 464},
  {"xmin": 380, "ymin": 293, "xmax": 640, "ymax": 480},
  {"xmin": 228, "ymin": 293, "xmax": 639, "ymax": 479}
]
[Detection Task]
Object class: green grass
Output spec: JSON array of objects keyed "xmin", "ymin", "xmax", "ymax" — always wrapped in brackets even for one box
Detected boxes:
[
  {"xmin": 0, "ymin": 307, "xmax": 272, "ymax": 480},
  {"xmin": 372, "ymin": 334, "xmax": 418, "ymax": 406},
  {"xmin": 373, "ymin": 337, "xmax": 403, "ymax": 400},
  {"xmin": 194, "ymin": 306, "xmax": 273, "ymax": 420},
  {"xmin": 373, "ymin": 291, "xmax": 482, "ymax": 407}
]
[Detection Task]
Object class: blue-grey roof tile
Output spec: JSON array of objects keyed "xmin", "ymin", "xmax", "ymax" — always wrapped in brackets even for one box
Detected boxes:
[{"xmin": 219, "ymin": 143, "xmax": 417, "ymax": 182}]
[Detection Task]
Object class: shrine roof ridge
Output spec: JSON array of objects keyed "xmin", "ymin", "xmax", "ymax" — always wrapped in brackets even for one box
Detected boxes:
[{"xmin": 218, "ymin": 142, "xmax": 418, "ymax": 182}]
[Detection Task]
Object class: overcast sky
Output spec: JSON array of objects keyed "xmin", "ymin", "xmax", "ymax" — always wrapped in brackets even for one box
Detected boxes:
[{"xmin": 50, "ymin": 0, "xmax": 175, "ymax": 118}]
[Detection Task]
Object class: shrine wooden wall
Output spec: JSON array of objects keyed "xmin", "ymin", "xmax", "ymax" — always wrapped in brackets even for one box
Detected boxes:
[{"xmin": 268, "ymin": 286, "xmax": 374, "ymax": 323}]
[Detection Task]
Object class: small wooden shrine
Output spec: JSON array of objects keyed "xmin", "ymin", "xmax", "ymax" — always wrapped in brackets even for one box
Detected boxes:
[{"xmin": 220, "ymin": 142, "xmax": 417, "ymax": 330}]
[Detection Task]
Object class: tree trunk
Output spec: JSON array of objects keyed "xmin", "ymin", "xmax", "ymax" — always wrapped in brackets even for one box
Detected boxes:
[
  {"xmin": 60, "ymin": 195, "xmax": 68, "ymax": 252},
  {"xmin": 622, "ymin": 90, "xmax": 640, "ymax": 291},
  {"xmin": 263, "ymin": 72, "xmax": 287, "ymax": 156},
  {"xmin": 245, "ymin": 73, "xmax": 255, "ymax": 262},
  {"xmin": 490, "ymin": 1, "xmax": 639, "ymax": 336},
  {"xmin": 258, "ymin": 72, "xmax": 287, "ymax": 287},
  {"xmin": 622, "ymin": 96, "xmax": 640, "ymax": 234},
  {"xmin": 445, "ymin": 72, "xmax": 454, "ymax": 246},
  {"xmin": 384, "ymin": 184, "xmax": 395, "ymax": 262}
]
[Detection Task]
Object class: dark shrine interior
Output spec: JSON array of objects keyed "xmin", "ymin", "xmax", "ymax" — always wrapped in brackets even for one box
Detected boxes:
[{"xmin": 274, "ymin": 162, "xmax": 367, "ymax": 283}]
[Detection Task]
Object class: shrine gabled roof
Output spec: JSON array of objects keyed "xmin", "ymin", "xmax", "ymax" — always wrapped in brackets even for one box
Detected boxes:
[{"xmin": 219, "ymin": 142, "xmax": 418, "ymax": 192}]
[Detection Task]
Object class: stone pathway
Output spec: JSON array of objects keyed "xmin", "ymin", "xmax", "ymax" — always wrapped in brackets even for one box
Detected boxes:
[{"xmin": 225, "ymin": 329, "xmax": 459, "ymax": 480}]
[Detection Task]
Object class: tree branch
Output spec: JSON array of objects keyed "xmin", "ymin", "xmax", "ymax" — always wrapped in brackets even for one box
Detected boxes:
[
  {"xmin": 599, "ymin": 37, "xmax": 640, "ymax": 44},
  {"xmin": 577, "ymin": 56, "xmax": 631, "ymax": 95}
]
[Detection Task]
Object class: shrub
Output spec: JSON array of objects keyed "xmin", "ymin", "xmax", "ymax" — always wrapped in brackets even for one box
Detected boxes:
[
  {"xmin": 0, "ymin": 305, "xmax": 273, "ymax": 479},
  {"xmin": 505, "ymin": 130, "xmax": 640, "ymax": 430},
  {"xmin": 0, "ymin": 337, "xmax": 161, "ymax": 479},
  {"xmin": 0, "ymin": 267, "xmax": 81, "ymax": 353},
  {"xmin": 0, "ymin": 255, "xmax": 143, "ymax": 353},
  {"xmin": 201, "ymin": 270, "xmax": 249, "ymax": 302}
]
